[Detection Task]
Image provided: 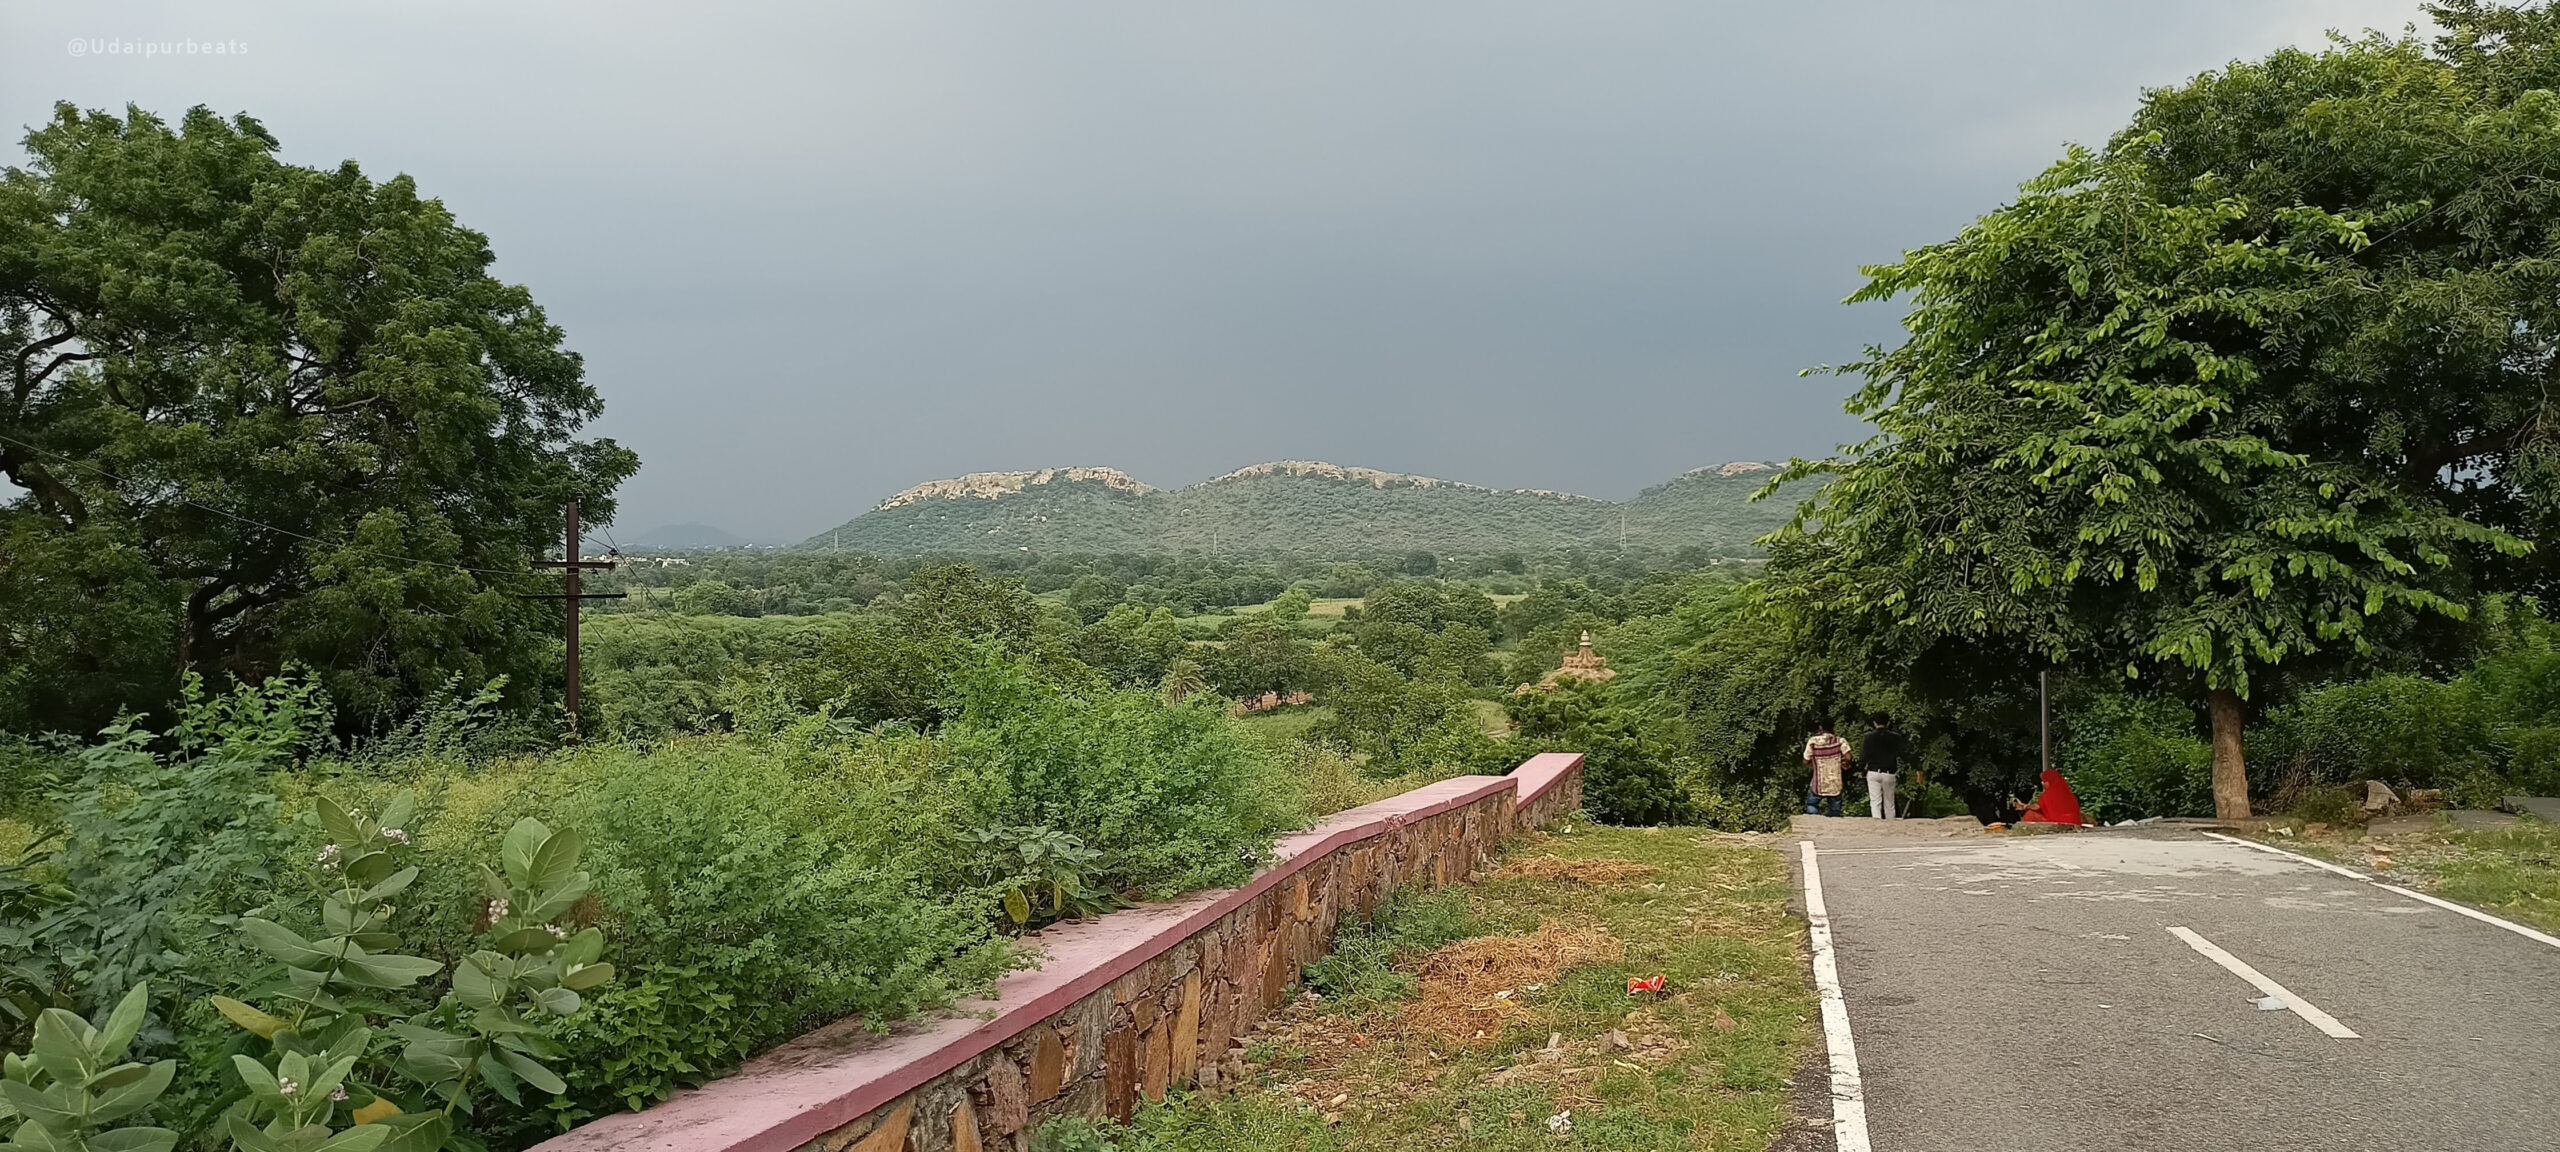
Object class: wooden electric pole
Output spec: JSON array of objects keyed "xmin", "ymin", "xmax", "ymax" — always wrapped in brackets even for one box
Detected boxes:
[{"xmin": 527, "ymin": 499, "xmax": 623, "ymax": 737}]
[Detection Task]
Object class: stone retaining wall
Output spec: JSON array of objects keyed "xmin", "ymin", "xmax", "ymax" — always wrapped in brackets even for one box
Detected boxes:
[{"xmin": 535, "ymin": 754, "xmax": 1583, "ymax": 1152}]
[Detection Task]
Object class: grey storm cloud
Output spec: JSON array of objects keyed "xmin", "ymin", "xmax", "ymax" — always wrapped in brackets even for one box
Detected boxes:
[{"xmin": 3, "ymin": 0, "xmax": 2428, "ymax": 540}]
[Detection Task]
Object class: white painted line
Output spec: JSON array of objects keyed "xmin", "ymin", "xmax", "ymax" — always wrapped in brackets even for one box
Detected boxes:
[
  {"xmin": 2199, "ymin": 831, "xmax": 2370, "ymax": 879},
  {"xmin": 1809, "ymin": 845, "xmax": 2017, "ymax": 855},
  {"xmin": 1799, "ymin": 843, "xmax": 1873, "ymax": 1152},
  {"xmin": 2374, "ymin": 883, "xmax": 2560, "ymax": 950},
  {"xmin": 2166, "ymin": 926, "xmax": 2360, "ymax": 1039},
  {"xmin": 2201, "ymin": 831, "xmax": 2560, "ymax": 952}
]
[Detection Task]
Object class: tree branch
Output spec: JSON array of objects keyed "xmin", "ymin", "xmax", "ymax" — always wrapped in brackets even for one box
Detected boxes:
[{"xmin": 10, "ymin": 330, "xmax": 87, "ymax": 405}]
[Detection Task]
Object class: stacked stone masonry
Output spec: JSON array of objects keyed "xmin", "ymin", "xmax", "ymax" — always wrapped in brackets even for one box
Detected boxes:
[{"xmin": 533, "ymin": 753, "xmax": 1581, "ymax": 1152}]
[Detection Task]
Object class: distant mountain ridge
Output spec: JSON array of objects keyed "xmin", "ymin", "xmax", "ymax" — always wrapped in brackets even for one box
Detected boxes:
[{"xmin": 808, "ymin": 459, "xmax": 1808, "ymax": 556}]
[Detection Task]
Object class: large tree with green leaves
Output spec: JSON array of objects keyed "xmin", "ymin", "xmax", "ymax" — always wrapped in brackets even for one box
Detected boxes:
[
  {"xmin": 0, "ymin": 104, "xmax": 637, "ymax": 731},
  {"xmin": 1772, "ymin": 5, "xmax": 2560, "ymax": 817}
]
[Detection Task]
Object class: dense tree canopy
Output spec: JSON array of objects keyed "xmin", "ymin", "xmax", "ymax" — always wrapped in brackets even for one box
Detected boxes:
[
  {"xmin": 0, "ymin": 104, "xmax": 636, "ymax": 731},
  {"xmin": 1768, "ymin": 4, "xmax": 2560, "ymax": 815}
]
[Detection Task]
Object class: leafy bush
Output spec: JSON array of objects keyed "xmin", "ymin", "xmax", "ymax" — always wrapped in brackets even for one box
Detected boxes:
[
  {"xmin": 213, "ymin": 800, "xmax": 612, "ymax": 1152},
  {"xmin": 2502, "ymin": 726, "xmax": 2560, "ymax": 796},
  {"xmin": 1306, "ymin": 648, "xmax": 1508, "ymax": 780},
  {"xmin": 0, "ymin": 738, "xmax": 70, "ymax": 826},
  {"xmin": 940, "ymin": 654, "xmax": 1298, "ymax": 897},
  {"xmin": 387, "ymin": 732, "xmax": 1015, "ymax": 1136},
  {"xmin": 2058, "ymin": 695, "xmax": 2213, "ymax": 824},
  {"xmin": 2282, "ymin": 784, "xmax": 2368, "ymax": 829},
  {"xmin": 1244, "ymin": 738, "xmax": 1411, "ymax": 822},
  {"xmin": 14, "ymin": 675, "xmax": 329, "ymax": 1054},
  {"xmin": 0, "ymin": 984, "xmax": 181, "ymax": 1152},
  {"xmin": 1688, "ymin": 782, "xmax": 1797, "ymax": 832},
  {"xmin": 2252, "ymin": 676, "xmax": 2492, "ymax": 791},
  {"xmin": 1507, "ymin": 680, "xmax": 1691, "ymax": 826},
  {"xmin": 1, "ymin": 676, "xmax": 623, "ymax": 1152}
]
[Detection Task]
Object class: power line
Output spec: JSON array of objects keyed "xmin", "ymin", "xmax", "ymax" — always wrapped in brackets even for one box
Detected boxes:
[{"xmin": 0, "ymin": 428, "xmax": 532, "ymax": 578}]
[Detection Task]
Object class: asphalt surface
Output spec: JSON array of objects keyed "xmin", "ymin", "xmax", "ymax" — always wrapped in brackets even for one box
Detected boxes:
[{"xmin": 1793, "ymin": 817, "xmax": 2560, "ymax": 1152}]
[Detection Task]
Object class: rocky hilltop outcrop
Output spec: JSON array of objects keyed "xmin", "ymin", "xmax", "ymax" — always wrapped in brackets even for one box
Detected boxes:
[
  {"xmin": 812, "ymin": 459, "xmax": 1800, "ymax": 556},
  {"xmin": 875, "ymin": 467, "xmax": 1154, "ymax": 511}
]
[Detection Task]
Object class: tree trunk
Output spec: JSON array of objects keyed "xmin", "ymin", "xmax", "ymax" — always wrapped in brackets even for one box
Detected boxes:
[{"xmin": 2209, "ymin": 687, "xmax": 2251, "ymax": 821}]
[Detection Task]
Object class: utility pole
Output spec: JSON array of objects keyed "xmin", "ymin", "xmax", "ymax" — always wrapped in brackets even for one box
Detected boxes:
[
  {"xmin": 2039, "ymin": 669, "xmax": 2052, "ymax": 778},
  {"xmin": 527, "ymin": 499, "xmax": 623, "ymax": 738}
]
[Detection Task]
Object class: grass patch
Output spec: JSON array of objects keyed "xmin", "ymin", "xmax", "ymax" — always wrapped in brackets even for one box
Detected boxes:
[
  {"xmin": 1074, "ymin": 825, "xmax": 1817, "ymax": 1151},
  {"xmin": 1237, "ymin": 706, "xmax": 1333, "ymax": 745},
  {"xmin": 2424, "ymin": 821, "xmax": 2560, "ymax": 932},
  {"xmin": 2252, "ymin": 815, "xmax": 2560, "ymax": 934},
  {"xmin": 1302, "ymin": 888, "xmax": 1487, "ymax": 1013}
]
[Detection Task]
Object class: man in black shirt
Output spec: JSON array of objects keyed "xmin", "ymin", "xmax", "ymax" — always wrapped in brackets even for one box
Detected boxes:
[{"xmin": 1861, "ymin": 715, "xmax": 1906, "ymax": 819}]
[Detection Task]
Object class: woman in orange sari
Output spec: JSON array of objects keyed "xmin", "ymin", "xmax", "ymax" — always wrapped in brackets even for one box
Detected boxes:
[{"xmin": 2012, "ymin": 769, "xmax": 2086, "ymax": 826}]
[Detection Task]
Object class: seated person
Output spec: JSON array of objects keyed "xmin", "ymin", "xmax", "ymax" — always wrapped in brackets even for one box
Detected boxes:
[{"xmin": 2010, "ymin": 769, "xmax": 2086, "ymax": 826}]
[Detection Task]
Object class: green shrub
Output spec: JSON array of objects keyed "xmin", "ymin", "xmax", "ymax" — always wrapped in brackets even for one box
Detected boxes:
[
  {"xmin": 2502, "ymin": 725, "xmax": 2560, "ymax": 796},
  {"xmin": 0, "ymin": 737, "xmax": 70, "ymax": 825},
  {"xmin": 375, "ymin": 732, "xmax": 1015, "ymax": 1137},
  {"xmin": 1689, "ymin": 782, "xmax": 1797, "ymax": 832},
  {"xmin": 2058, "ymin": 695, "xmax": 2213, "ymax": 824},
  {"xmin": 2283, "ymin": 784, "xmax": 2367, "ymax": 829},
  {"xmin": 1381, "ymin": 709, "xmax": 1514, "ymax": 782},
  {"xmin": 13, "ymin": 675, "xmax": 327, "ymax": 1064},
  {"xmin": 1, "ymin": 984, "xmax": 181, "ymax": 1152},
  {"xmin": 939, "ymin": 654, "xmax": 1298, "ymax": 897},
  {"xmin": 2252, "ymin": 676, "xmax": 2492, "ymax": 791},
  {"xmin": 1508, "ymin": 680, "xmax": 1690, "ymax": 826}
]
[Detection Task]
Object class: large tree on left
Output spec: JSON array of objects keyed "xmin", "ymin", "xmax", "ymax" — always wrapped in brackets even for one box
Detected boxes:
[{"xmin": 0, "ymin": 104, "xmax": 637, "ymax": 731}]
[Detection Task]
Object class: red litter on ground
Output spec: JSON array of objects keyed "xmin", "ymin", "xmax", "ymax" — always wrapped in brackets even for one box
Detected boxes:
[{"xmin": 1627, "ymin": 974, "xmax": 1667, "ymax": 995}]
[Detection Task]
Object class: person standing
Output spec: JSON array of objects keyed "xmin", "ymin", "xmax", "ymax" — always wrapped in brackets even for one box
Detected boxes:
[
  {"xmin": 1803, "ymin": 721, "xmax": 1850, "ymax": 818},
  {"xmin": 1861, "ymin": 715, "xmax": 1906, "ymax": 820}
]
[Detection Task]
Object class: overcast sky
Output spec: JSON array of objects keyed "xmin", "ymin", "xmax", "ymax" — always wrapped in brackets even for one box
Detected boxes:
[{"xmin": 4, "ymin": 1, "xmax": 2431, "ymax": 540}]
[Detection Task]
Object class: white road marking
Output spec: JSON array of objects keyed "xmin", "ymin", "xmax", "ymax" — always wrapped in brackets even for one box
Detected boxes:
[
  {"xmin": 1807, "ymin": 845, "xmax": 2015, "ymax": 855},
  {"xmin": 2201, "ymin": 831, "xmax": 2560, "ymax": 952},
  {"xmin": 2166, "ymin": 926, "xmax": 2361, "ymax": 1039},
  {"xmin": 2199, "ymin": 831, "xmax": 2370, "ymax": 879},
  {"xmin": 1799, "ymin": 843, "xmax": 1873, "ymax": 1152},
  {"xmin": 2374, "ymin": 883, "xmax": 2560, "ymax": 950}
]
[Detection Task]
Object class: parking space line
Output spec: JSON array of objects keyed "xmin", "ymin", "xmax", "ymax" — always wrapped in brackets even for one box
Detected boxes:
[
  {"xmin": 2166, "ymin": 926, "xmax": 2360, "ymax": 1039},
  {"xmin": 2201, "ymin": 831, "xmax": 2560, "ymax": 951},
  {"xmin": 1799, "ymin": 843, "xmax": 1874, "ymax": 1152}
]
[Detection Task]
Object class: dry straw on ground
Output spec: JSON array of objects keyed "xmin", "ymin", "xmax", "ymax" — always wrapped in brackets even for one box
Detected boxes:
[{"xmin": 1397, "ymin": 920, "xmax": 1624, "ymax": 1044}]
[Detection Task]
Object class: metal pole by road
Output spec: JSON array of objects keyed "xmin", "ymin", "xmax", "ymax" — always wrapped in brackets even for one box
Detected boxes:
[{"xmin": 2040, "ymin": 669, "xmax": 2052, "ymax": 777}]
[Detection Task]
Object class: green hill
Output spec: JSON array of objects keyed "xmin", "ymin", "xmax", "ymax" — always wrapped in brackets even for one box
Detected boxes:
[
  {"xmin": 1618, "ymin": 464, "xmax": 1806, "ymax": 555},
  {"xmin": 805, "ymin": 460, "xmax": 1809, "ymax": 556}
]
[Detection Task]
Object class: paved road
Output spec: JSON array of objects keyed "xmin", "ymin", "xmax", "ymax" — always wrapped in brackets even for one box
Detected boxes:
[{"xmin": 1793, "ymin": 818, "xmax": 2560, "ymax": 1152}]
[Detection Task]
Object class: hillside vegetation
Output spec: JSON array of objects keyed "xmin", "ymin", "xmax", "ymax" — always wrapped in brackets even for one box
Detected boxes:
[{"xmin": 807, "ymin": 460, "xmax": 1803, "ymax": 556}]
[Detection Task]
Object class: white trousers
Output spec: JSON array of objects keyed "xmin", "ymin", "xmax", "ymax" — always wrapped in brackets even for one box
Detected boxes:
[{"xmin": 1866, "ymin": 772, "xmax": 1897, "ymax": 819}]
